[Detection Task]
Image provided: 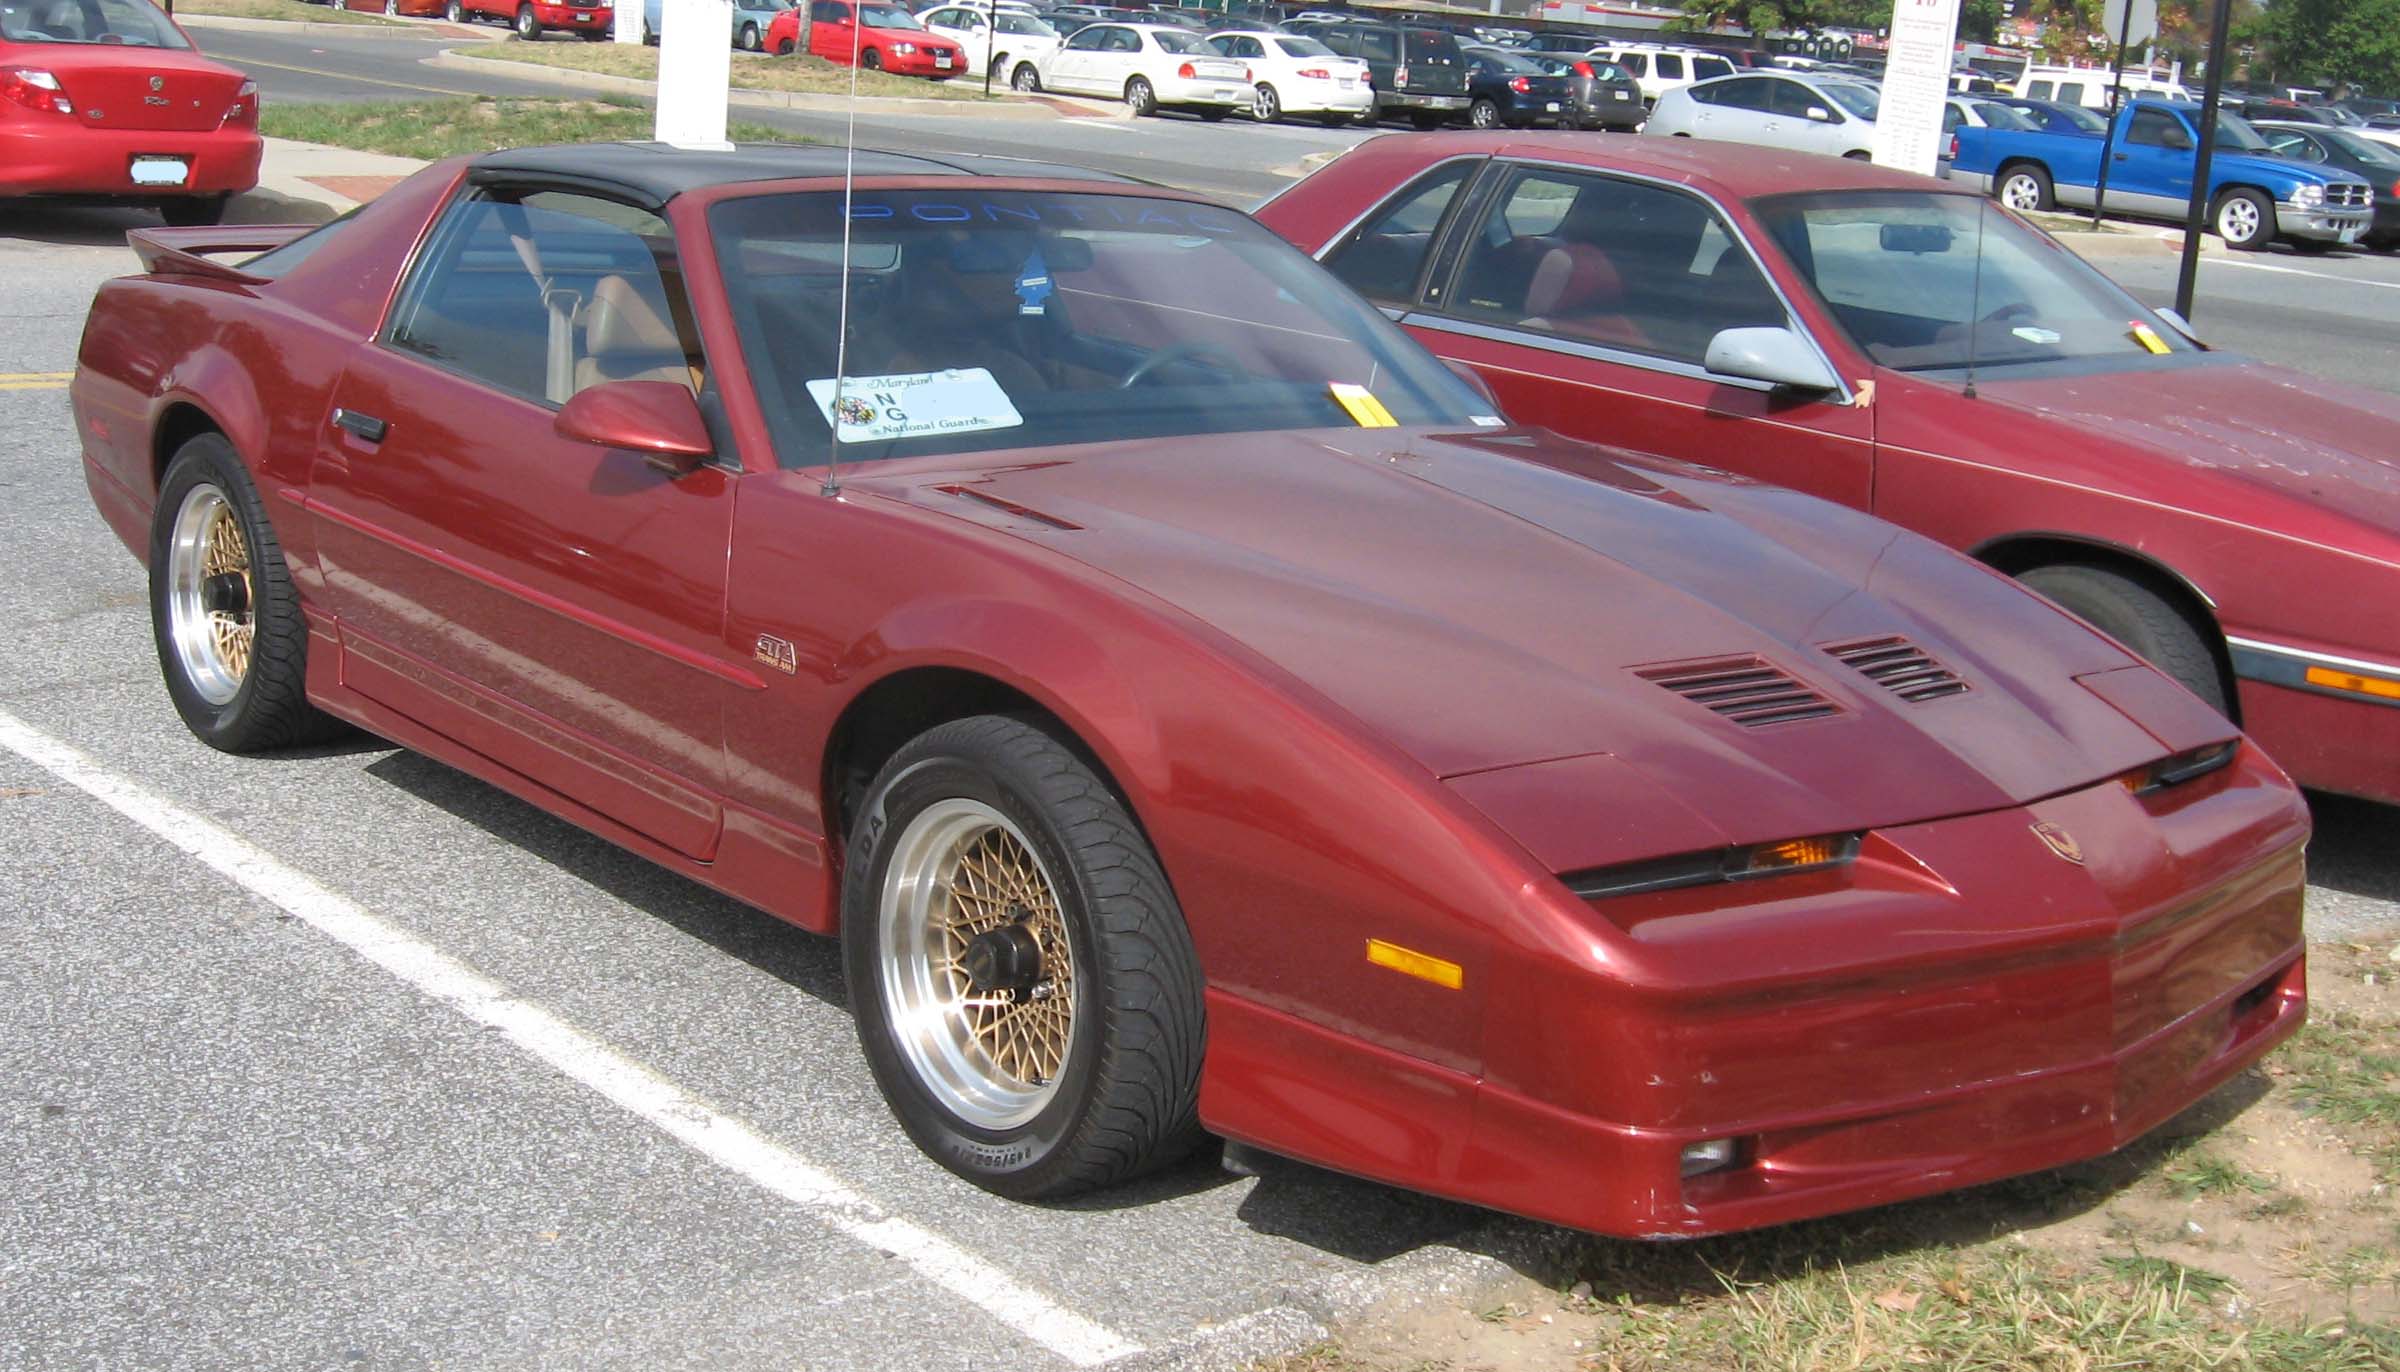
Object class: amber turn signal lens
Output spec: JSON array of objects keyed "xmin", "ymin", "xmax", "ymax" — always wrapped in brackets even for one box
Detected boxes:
[
  {"xmin": 1742, "ymin": 835, "xmax": 1847, "ymax": 873},
  {"xmin": 2121, "ymin": 740, "xmax": 2238, "ymax": 795},
  {"xmin": 2306, "ymin": 665, "xmax": 2400, "ymax": 701}
]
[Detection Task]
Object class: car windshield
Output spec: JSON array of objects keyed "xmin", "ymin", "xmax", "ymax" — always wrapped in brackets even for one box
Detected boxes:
[
  {"xmin": 860, "ymin": 3, "xmax": 921, "ymax": 24},
  {"xmin": 0, "ymin": 0, "xmax": 190, "ymax": 47},
  {"xmin": 712, "ymin": 189, "xmax": 1489, "ymax": 466},
  {"xmin": 1152, "ymin": 27, "xmax": 1207, "ymax": 52},
  {"xmin": 2327, "ymin": 129, "xmax": 2400, "ymax": 167},
  {"xmin": 1755, "ymin": 190, "xmax": 2194, "ymax": 373},
  {"xmin": 1272, "ymin": 34, "xmax": 1330, "ymax": 56},
  {"xmin": 1821, "ymin": 81, "xmax": 1880, "ymax": 120},
  {"xmin": 2213, "ymin": 111, "xmax": 2270, "ymax": 150}
]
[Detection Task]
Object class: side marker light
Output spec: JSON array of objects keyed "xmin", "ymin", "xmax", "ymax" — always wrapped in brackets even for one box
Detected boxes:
[{"xmin": 1365, "ymin": 938, "xmax": 1462, "ymax": 990}]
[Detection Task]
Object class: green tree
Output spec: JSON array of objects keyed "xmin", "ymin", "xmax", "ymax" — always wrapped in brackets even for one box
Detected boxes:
[
  {"xmin": 1670, "ymin": 0, "xmax": 1887, "ymax": 44},
  {"xmin": 2250, "ymin": 0, "xmax": 2400, "ymax": 91}
]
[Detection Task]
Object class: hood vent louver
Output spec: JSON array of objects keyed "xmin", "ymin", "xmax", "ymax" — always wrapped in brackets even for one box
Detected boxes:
[
  {"xmin": 1638, "ymin": 656, "xmax": 1839, "ymax": 728},
  {"xmin": 1824, "ymin": 635, "xmax": 1971, "ymax": 702}
]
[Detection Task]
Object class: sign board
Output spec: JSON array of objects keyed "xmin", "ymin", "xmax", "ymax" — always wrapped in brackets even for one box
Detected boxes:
[
  {"xmin": 1869, "ymin": 0, "xmax": 1964, "ymax": 178},
  {"xmin": 655, "ymin": 0, "xmax": 734, "ymax": 149},
  {"xmin": 2102, "ymin": 0, "xmax": 2158, "ymax": 48},
  {"xmin": 614, "ymin": 0, "xmax": 638, "ymax": 45}
]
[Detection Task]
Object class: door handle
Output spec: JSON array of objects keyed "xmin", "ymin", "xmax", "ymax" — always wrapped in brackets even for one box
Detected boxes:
[
  {"xmin": 332, "ymin": 407, "xmax": 388, "ymax": 443},
  {"xmin": 2113, "ymin": 152, "xmax": 2130, "ymax": 161}
]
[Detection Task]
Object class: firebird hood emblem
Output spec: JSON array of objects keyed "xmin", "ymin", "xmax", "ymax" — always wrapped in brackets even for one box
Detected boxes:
[
  {"xmin": 149, "ymin": 76, "xmax": 163, "ymax": 91},
  {"xmin": 2031, "ymin": 822, "xmax": 2084, "ymax": 865}
]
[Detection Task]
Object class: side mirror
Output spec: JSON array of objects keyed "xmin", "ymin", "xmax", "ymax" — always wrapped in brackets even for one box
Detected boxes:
[
  {"xmin": 555, "ymin": 380, "xmax": 715, "ymax": 475},
  {"xmin": 1703, "ymin": 326, "xmax": 1839, "ymax": 394},
  {"xmin": 2163, "ymin": 125, "xmax": 2192, "ymax": 150},
  {"xmin": 1443, "ymin": 356, "xmax": 1502, "ymax": 410},
  {"xmin": 1805, "ymin": 104, "xmax": 1833, "ymax": 122}
]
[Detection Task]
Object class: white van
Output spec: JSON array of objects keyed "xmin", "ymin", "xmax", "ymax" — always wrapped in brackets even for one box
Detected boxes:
[
  {"xmin": 2012, "ymin": 63, "xmax": 2190, "ymax": 110},
  {"xmin": 1584, "ymin": 43, "xmax": 1740, "ymax": 107}
]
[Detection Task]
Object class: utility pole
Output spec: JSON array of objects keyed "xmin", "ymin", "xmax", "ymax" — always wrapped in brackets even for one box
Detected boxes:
[{"xmin": 2174, "ymin": 0, "xmax": 2234, "ymax": 319}]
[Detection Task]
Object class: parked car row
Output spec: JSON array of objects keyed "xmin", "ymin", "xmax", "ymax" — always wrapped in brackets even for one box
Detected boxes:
[{"xmin": 76, "ymin": 132, "xmax": 2358, "ymax": 1253}]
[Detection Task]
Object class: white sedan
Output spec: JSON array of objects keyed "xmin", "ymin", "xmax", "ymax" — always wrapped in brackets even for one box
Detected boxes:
[
  {"xmin": 1034, "ymin": 22, "xmax": 1251, "ymax": 118},
  {"xmin": 917, "ymin": 3, "xmax": 1062, "ymax": 88},
  {"xmin": 1644, "ymin": 71, "xmax": 1882, "ymax": 160},
  {"xmin": 1205, "ymin": 30, "xmax": 1371, "ymax": 124}
]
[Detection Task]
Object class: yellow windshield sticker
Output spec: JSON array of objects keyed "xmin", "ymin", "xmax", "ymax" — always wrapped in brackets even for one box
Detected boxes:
[
  {"xmin": 2129, "ymin": 322, "xmax": 2171, "ymax": 355},
  {"xmin": 1329, "ymin": 382, "xmax": 1398, "ymax": 428},
  {"xmin": 1366, "ymin": 938, "xmax": 1463, "ymax": 990}
]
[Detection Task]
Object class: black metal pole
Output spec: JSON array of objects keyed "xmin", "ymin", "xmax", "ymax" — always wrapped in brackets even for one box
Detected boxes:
[
  {"xmin": 2088, "ymin": 2, "xmax": 2136, "ymax": 226},
  {"xmin": 982, "ymin": 6, "xmax": 997, "ymax": 97},
  {"xmin": 2174, "ymin": 0, "xmax": 2235, "ymax": 319}
]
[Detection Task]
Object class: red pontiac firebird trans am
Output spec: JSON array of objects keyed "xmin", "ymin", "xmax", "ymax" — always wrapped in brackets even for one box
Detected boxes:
[
  {"xmin": 1258, "ymin": 134, "xmax": 2400, "ymax": 809},
  {"xmin": 72, "ymin": 142, "xmax": 2309, "ymax": 1238},
  {"xmin": 1, "ymin": 0, "xmax": 260, "ymax": 224}
]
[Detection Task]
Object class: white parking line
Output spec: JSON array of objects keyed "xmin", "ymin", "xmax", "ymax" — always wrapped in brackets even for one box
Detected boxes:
[
  {"xmin": 2212, "ymin": 258, "xmax": 2400, "ymax": 291},
  {"xmin": 0, "ymin": 706, "xmax": 1142, "ymax": 1369}
]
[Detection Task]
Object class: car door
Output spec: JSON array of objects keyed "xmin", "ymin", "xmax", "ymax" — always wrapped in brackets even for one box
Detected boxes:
[
  {"xmin": 1702, "ymin": 76, "xmax": 1775, "ymax": 143},
  {"xmin": 1050, "ymin": 23, "xmax": 1114, "ymax": 92},
  {"xmin": 310, "ymin": 186, "xmax": 737, "ymax": 860},
  {"xmin": 1767, "ymin": 78, "xmax": 1839, "ymax": 154},
  {"xmin": 2116, "ymin": 105, "xmax": 2197, "ymax": 215},
  {"xmin": 811, "ymin": 0, "xmax": 857, "ymax": 63},
  {"xmin": 1327, "ymin": 161, "xmax": 1873, "ymax": 508}
]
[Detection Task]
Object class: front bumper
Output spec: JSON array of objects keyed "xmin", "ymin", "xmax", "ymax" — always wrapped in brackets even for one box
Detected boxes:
[
  {"xmin": 0, "ymin": 125, "xmax": 261, "ymax": 198},
  {"xmin": 2277, "ymin": 201, "xmax": 2374, "ymax": 242},
  {"xmin": 531, "ymin": 1, "xmax": 611, "ymax": 24},
  {"xmin": 876, "ymin": 47, "xmax": 963, "ymax": 77}
]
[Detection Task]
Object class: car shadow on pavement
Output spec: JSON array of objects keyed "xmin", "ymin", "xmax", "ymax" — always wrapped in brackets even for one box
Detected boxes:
[
  {"xmin": 361, "ymin": 748, "xmax": 850, "ymax": 1008},
  {"xmin": 0, "ymin": 204, "xmax": 161, "ymax": 251},
  {"xmin": 2307, "ymin": 791, "xmax": 2400, "ymax": 904}
]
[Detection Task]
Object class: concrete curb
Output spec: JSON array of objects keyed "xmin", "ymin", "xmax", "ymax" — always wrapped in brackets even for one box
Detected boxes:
[
  {"xmin": 176, "ymin": 11, "xmax": 480, "ymax": 37},
  {"xmin": 428, "ymin": 47, "xmax": 1065, "ymax": 119}
]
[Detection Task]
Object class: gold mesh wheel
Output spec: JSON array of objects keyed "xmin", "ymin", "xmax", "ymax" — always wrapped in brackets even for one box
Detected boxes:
[
  {"xmin": 164, "ymin": 484, "xmax": 255, "ymax": 707},
  {"xmin": 878, "ymin": 798, "xmax": 1079, "ymax": 1130}
]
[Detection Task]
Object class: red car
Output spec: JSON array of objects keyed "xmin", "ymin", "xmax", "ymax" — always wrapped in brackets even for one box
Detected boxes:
[
  {"xmin": 1258, "ymin": 134, "xmax": 2400, "ymax": 808},
  {"xmin": 768, "ymin": 0, "xmax": 961, "ymax": 76},
  {"xmin": 71, "ymin": 143, "xmax": 2307, "ymax": 1238},
  {"xmin": 447, "ymin": 0, "xmax": 612, "ymax": 40},
  {"xmin": 338, "ymin": 0, "xmax": 446, "ymax": 17},
  {"xmin": 1, "ymin": 0, "xmax": 258, "ymax": 225}
]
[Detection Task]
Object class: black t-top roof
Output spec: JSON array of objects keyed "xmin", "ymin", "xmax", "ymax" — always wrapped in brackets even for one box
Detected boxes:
[{"xmin": 468, "ymin": 141, "xmax": 1143, "ymax": 209}]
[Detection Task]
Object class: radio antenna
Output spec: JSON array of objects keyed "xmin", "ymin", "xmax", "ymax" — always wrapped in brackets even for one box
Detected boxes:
[
  {"xmin": 1962, "ymin": 195, "xmax": 1986, "ymax": 401},
  {"xmin": 823, "ymin": 16, "xmax": 866, "ymax": 499}
]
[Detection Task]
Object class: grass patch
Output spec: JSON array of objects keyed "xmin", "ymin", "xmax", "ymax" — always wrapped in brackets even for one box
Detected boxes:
[
  {"xmin": 1570, "ymin": 1245, "xmax": 2394, "ymax": 1371},
  {"xmin": 258, "ymin": 95, "xmax": 796, "ymax": 159},
  {"xmin": 2157, "ymin": 1148, "xmax": 2277, "ymax": 1200},
  {"xmin": 458, "ymin": 39, "xmax": 995, "ymax": 100},
  {"xmin": 174, "ymin": 0, "xmax": 409, "ymax": 22},
  {"xmin": 2279, "ymin": 1011, "xmax": 2400, "ymax": 1179}
]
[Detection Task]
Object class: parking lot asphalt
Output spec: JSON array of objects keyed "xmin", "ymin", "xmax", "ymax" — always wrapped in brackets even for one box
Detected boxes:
[{"xmin": 5, "ymin": 117, "xmax": 2399, "ymax": 1372}]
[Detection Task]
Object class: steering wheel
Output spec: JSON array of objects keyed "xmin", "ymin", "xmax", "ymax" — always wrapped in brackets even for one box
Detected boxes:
[{"xmin": 1119, "ymin": 340, "xmax": 1240, "ymax": 389}]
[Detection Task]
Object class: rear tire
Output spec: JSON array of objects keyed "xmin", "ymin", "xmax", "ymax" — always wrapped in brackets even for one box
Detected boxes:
[
  {"xmin": 2212, "ymin": 187, "xmax": 2275, "ymax": 251},
  {"xmin": 2019, "ymin": 563, "xmax": 2229, "ymax": 716},
  {"xmin": 1011, "ymin": 61, "xmax": 1040, "ymax": 92},
  {"xmin": 445, "ymin": 0, "xmax": 462, "ymax": 21},
  {"xmin": 1996, "ymin": 163, "xmax": 2053, "ymax": 212},
  {"xmin": 740, "ymin": 20, "xmax": 759, "ymax": 49},
  {"xmin": 1468, "ymin": 96, "xmax": 1500, "ymax": 129},
  {"xmin": 1251, "ymin": 81, "xmax": 1280, "ymax": 122},
  {"xmin": 159, "ymin": 195, "xmax": 230, "ymax": 227},
  {"xmin": 1124, "ymin": 75, "xmax": 1156, "ymax": 116},
  {"xmin": 149, "ymin": 434, "xmax": 347, "ymax": 752},
  {"xmin": 843, "ymin": 715, "xmax": 1206, "ymax": 1200}
]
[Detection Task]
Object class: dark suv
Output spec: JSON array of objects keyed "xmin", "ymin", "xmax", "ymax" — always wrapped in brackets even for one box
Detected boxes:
[{"xmin": 1306, "ymin": 21, "xmax": 1469, "ymax": 127}]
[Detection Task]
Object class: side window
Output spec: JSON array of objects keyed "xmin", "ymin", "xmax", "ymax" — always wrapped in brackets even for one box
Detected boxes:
[
  {"xmin": 1693, "ymin": 56, "xmax": 1732, "ymax": 80},
  {"xmin": 1443, "ymin": 169, "xmax": 1788, "ymax": 365},
  {"xmin": 387, "ymin": 191, "xmax": 703, "ymax": 407},
  {"xmin": 2027, "ymin": 79, "xmax": 2053, "ymax": 98},
  {"xmin": 1711, "ymin": 77, "xmax": 1772, "ymax": 110},
  {"xmin": 1323, "ymin": 159, "xmax": 1475, "ymax": 307},
  {"xmin": 1654, "ymin": 54, "xmax": 1683, "ymax": 80},
  {"xmin": 1231, "ymin": 35, "xmax": 1261, "ymax": 58},
  {"xmin": 1108, "ymin": 27, "xmax": 1138, "ymax": 51},
  {"xmin": 2056, "ymin": 80, "xmax": 2084, "ymax": 105},
  {"xmin": 1942, "ymin": 103, "xmax": 1962, "ymax": 132},
  {"xmin": 1768, "ymin": 79, "xmax": 1822, "ymax": 116},
  {"xmin": 1063, "ymin": 25, "xmax": 1105, "ymax": 48},
  {"xmin": 2127, "ymin": 107, "xmax": 2187, "ymax": 147},
  {"xmin": 1620, "ymin": 52, "xmax": 1646, "ymax": 77}
]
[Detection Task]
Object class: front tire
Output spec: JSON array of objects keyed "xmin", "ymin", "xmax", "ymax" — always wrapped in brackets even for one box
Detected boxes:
[
  {"xmin": 2213, "ymin": 187, "xmax": 2275, "ymax": 251},
  {"xmin": 149, "ymin": 434, "xmax": 344, "ymax": 752},
  {"xmin": 1010, "ymin": 61, "xmax": 1040, "ymax": 92},
  {"xmin": 1124, "ymin": 75, "xmax": 1156, "ymax": 116},
  {"xmin": 2019, "ymin": 563, "xmax": 2229, "ymax": 716},
  {"xmin": 513, "ymin": 2, "xmax": 538, "ymax": 37},
  {"xmin": 1996, "ymin": 163, "xmax": 2054, "ymax": 213},
  {"xmin": 860, "ymin": 46, "xmax": 881, "ymax": 70},
  {"xmin": 843, "ymin": 715, "xmax": 1205, "ymax": 1200}
]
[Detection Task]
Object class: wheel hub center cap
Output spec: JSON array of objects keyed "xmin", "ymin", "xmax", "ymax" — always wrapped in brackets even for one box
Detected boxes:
[
  {"xmin": 201, "ymin": 571, "xmax": 249, "ymax": 617},
  {"xmin": 960, "ymin": 921, "xmax": 1043, "ymax": 996}
]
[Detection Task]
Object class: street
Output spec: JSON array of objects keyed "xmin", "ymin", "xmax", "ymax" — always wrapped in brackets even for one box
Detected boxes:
[{"xmin": 4, "ymin": 21, "xmax": 2399, "ymax": 1372}]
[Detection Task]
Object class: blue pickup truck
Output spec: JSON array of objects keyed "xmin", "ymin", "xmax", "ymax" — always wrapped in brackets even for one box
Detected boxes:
[{"xmin": 1950, "ymin": 97, "xmax": 2375, "ymax": 250}]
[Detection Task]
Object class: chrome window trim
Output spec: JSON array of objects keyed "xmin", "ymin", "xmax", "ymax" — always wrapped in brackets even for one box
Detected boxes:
[
  {"xmin": 1402, "ymin": 313, "xmax": 1794, "ymax": 396},
  {"xmin": 1400, "ymin": 153, "xmax": 1855, "ymax": 406}
]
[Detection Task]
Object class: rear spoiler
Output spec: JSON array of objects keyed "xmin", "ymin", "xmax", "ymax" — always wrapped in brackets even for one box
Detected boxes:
[{"xmin": 127, "ymin": 224, "xmax": 316, "ymax": 285}]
